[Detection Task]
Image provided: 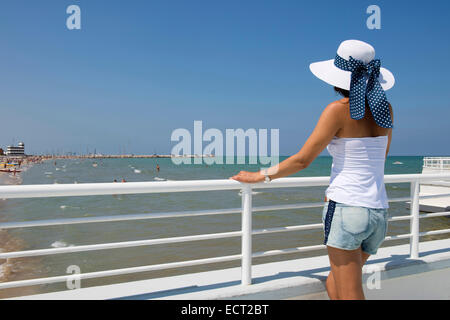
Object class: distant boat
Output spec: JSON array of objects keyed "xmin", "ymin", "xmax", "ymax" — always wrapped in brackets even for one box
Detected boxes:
[{"xmin": 393, "ymin": 161, "xmax": 403, "ymax": 165}]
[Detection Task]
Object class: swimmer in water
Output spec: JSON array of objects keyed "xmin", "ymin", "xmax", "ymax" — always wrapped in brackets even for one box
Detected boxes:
[{"xmin": 156, "ymin": 164, "xmax": 160, "ymax": 172}]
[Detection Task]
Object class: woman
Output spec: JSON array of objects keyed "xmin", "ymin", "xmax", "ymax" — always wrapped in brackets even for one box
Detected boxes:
[{"xmin": 231, "ymin": 40, "xmax": 394, "ymax": 300}]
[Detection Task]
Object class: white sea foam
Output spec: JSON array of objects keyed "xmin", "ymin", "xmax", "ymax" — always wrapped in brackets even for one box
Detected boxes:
[
  {"xmin": 134, "ymin": 169, "xmax": 142, "ymax": 173},
  {"xmin": 60, "ymin": 205, "xmax": 80, "ymax": 210},
  {"xmin": 393, "ymin": 161, "xmax": 403, "ymax": 165},
  {"xmin": 51, "ymin": 240, "xmax": 73, "ymax": 248},
  {"xmin": 44, "ymin": 172, "xmax": 53, "ymax": 175},
  {"xmin": 154, "ymin": 177, "xmax": 166, "ymax": 181},
  {"xmin": 238, "ymin": 190, "xmax": 262, "ymax": 196}
]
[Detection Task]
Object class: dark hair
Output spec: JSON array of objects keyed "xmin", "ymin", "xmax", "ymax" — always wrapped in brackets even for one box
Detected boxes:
[
  {"xmin": 334, "ymin": 86, "xmax": 349, "ymax": 98},
  {"xmin": 334, "ymin": 86, "xmax": 383, "ymax": 112}
]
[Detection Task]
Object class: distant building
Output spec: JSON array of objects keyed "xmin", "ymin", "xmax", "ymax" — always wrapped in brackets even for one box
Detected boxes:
[
  {"xmin": 0, "ymin": 148, "xmax": 4, "ymax": 156},
  {"xmin": 6, "ymin": 142, "xmax": 25, "ymax": 156}
]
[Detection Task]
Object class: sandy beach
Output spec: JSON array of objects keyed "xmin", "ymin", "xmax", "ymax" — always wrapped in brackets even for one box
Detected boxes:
[
  {"xmin": 0, "ymin": 172, "xmax": 20, "ymax": 286},
  {"xmin": 0, "ymin": 170, "xmax": 22, "ymax": 186},
  {"xmin": 0, "ymin": 159, "xmax": 42, "ymax": 298}
]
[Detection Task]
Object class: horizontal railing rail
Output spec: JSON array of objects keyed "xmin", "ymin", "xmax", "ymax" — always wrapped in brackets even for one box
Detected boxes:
[
  {"xmin": 1, "ymin": 173, "xmax": 449, "ymax": 199},
  {"xmin": 423, "ymin": 157, "xmax": 450, "ymax": 170},
  {"xmin": 0, "ymin": 173, "xmax": 449, "ymax": 291}
]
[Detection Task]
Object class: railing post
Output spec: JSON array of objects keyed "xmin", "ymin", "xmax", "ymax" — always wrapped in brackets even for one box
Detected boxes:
[
  {"xmin": 241, "ymin": 184, "xmax": 252, "ymax": 285},
  {"xmin": 410, "ymin": 181, "xmax": 420, "ymax": 259}
]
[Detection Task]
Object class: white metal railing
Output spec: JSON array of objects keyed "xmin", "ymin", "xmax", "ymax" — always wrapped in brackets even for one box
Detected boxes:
[
  {"xmin": 0, "ymin": 173, "xmax": 450, "ymax": 291},
  {"xmin": 423, "ymin": 157, "xmax": 450, "ymax": 170}
]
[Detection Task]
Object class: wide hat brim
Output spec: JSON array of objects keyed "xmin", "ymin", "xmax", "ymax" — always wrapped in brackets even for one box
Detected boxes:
[{"xmin": 309, "ymin": 59, "xmax": 395, "ymax": 91}]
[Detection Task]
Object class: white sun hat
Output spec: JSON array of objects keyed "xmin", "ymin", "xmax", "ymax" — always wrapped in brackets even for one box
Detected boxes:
[{"xmin": 309, "ymin": 39, "xmax": 395, "ymax": 91}]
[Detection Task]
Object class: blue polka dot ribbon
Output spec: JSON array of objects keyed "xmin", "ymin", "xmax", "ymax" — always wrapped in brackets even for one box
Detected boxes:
[{"xmin": 334, "ymin": 54, "xmax": 393, "ymax": 128}]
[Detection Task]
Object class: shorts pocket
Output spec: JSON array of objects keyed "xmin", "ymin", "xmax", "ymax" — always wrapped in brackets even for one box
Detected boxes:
[{"xmin": 341, "ymin": 206, "xmax": 370, "ymax": 235}]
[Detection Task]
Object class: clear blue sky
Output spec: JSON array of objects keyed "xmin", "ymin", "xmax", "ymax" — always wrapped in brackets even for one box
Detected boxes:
[{"xmin": 1, "ymin": 0, "xmax": 449, "ymax": 156}]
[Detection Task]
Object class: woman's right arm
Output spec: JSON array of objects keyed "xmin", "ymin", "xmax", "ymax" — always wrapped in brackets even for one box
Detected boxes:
[
  {"xmin": 385, "ymin": 104, "xmax": 394, "ymax": 159},
  {"xmin": 231, "ymin": 101, "xmax": 344, "ymax": 183}
]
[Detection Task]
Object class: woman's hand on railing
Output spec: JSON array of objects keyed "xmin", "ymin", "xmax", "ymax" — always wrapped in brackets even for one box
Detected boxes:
[{"xmin": 230, "ymin": 171, "xmax": 265, "ymax": 183}]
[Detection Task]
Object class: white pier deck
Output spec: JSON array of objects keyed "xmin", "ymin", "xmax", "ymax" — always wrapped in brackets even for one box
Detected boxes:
[{"xmin": 10, "ymin": 238, "xmax": 450, "ymax": 300}]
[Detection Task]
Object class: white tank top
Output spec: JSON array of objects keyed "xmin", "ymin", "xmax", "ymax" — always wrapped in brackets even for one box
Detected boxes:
[{"xmin": 325, "ymin": 135, "xmax": 389, "ymax": 209}]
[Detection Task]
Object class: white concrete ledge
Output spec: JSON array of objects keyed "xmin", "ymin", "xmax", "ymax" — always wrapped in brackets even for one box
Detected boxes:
[{"xmin": 7, "ymin": 238, "xmax": 450, "ymax": 300}]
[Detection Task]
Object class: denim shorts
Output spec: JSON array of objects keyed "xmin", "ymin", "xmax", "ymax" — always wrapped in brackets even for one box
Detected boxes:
[{"xmin": 322, "ymin": 199, "xmax": 389, "ymax": 255}]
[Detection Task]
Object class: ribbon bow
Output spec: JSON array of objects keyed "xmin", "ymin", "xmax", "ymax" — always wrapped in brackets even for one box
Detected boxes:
[{"xmin": 334, "ymin": 54, "xmax": 393, "ymax": 128}]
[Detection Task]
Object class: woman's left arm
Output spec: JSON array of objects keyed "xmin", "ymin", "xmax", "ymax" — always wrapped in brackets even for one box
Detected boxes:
[{"xmin": 231, "ymin": 102, "xmax": 343, "ymax": 183}]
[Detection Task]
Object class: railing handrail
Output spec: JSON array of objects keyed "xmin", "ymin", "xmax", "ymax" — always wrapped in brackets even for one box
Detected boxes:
[
  {"xmin": 423, "ymin": 156, "xmax": 450, "ymax": 159},
  {"xmin": 1, "ymin": 173, "xmax": 450, "ymax": 199},
  {"xmin": 0, "ymin": 172, "xmax": 450, "ymax": 292},
  {"xmin": 423, "ymin": 157, "xmax": 450, "ymax": 169}
]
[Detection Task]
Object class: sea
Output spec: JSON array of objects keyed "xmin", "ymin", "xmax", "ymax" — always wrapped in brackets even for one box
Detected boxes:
[{"xmin": 0, "ymin": 156, "xmax": 448, "ymax": 298}]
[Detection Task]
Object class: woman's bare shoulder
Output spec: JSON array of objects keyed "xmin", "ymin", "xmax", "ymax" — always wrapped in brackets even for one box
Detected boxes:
[{"xmin": 323, "ymin": 98, "xmax": 349, "ymax": 116}]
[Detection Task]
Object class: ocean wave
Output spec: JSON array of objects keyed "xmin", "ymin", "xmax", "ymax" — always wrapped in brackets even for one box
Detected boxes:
[
  {"xmin": 60, "ymin": 205, "xmax": 80, "ymax": 210},
  {"xmin": 238, "ymin": 190, "xmax": 262, "ymax": 196},
  {"xmin": 51, "ymin": 240, "xmax": 74, "ymax": 248},
  {"xmin": 134, "ymin": 169, "xmax": 142, "ymax": 173}
]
